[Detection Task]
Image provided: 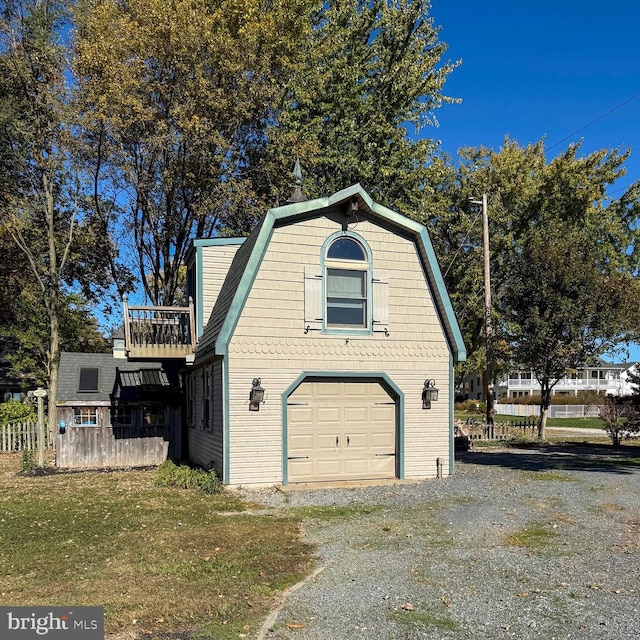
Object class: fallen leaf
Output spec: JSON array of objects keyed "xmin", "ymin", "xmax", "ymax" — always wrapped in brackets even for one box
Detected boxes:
[
  {"xmin": 203, "ymin": 556, "xmax": 211, "ymax": 562},
  {"xmin": 517, "ymin": 592, "xmax": 528, "ymax": 598},
  {"xmin": 401, "ymin": 603, "xmax": 414, "ymax": 611},
  {"xmin": 287, "ymin": 623, "xmax": 305, "ymax": 629}
]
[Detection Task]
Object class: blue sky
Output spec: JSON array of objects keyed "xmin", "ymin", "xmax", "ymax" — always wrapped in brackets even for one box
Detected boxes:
[{"xmin": 427, "ymin": 0, "xmax": 640, "ymax": 362}]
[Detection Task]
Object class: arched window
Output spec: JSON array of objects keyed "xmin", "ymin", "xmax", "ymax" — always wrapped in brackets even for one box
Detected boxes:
[
  {"xmin": 304, "ymin": 233, "xmax": 388, "ymax": 335},
  {"xmin": 325, "ymin": 237, "xmax": 369, "ymax": 328},
  {"xmin": 326, "ymin": 237, "xmax": 366, "ymax": 261}
]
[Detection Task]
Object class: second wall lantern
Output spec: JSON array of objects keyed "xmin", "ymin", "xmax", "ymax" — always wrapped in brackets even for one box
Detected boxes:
[
  {"xmin": 249, "ymin": 378, "xmax": 265, "ymax": 411},
  {"xmin": 422, "ymin": 379, "xmax": 439, "ymax": 409}
]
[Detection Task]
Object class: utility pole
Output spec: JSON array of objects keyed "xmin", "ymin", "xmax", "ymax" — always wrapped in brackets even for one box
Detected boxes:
[{"xmin": 470, "ymin": 194, "xmax": 493, "ymax": 425}]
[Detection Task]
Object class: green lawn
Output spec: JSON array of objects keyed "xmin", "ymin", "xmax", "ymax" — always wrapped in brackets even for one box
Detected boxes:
[{"xmin": 0, "ymin": 453, "xmax": 313, "ymax": 639}]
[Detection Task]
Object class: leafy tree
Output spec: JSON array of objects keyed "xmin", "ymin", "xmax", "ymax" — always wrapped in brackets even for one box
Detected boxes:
[
  {"xmin": 3, "ymin": 287, "xmax": 109, "ymax": 389},
  {"xmin": 0, "ymin": 0, "xmax": 114, "ymax": 432},
  {"xmin": 425, "ymin": 139, "xmax": 640, "ymax": 436},
  {"xmin": 74, "ymin": 0, "xmax": 459, "ymax": 305},
  {"xmin": 424, "ymin": 140, "xmax": 549, "ymax": 382},
  {"xmin": 74, "ymin": 0, "xmax": 317, "ymax": 306},
  {"xmin": 504, "ymin": 221, "xmax": 636, "ymax": 436},
  {"xmin": 254, "ymin": 0, "xmax": 459, "ymax": 216}
]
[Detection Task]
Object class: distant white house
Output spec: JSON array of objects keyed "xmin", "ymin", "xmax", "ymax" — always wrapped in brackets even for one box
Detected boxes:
[{"xmin": 462, "ymin": 362, "xmax": 639, "ymax": 402}]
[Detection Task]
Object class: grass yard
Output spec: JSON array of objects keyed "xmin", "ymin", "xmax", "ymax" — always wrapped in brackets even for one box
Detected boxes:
[{"xmin": 0, "ymin": 453, "xmax": 313, "ymax": 640}]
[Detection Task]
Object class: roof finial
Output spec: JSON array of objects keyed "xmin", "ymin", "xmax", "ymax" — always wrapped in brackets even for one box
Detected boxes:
[{"xmin": 286, "ymin": 156, "xmax": 307, "ymax": 203}]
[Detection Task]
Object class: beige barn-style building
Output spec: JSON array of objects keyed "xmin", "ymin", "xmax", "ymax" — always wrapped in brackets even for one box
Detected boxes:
[
  {"xmin": 180, "ymin": 184, "xmax": 465, "ymax": 486},
  {"xmin": 56, "ymin": 184, "xmax": 465, "ymax": 482}
]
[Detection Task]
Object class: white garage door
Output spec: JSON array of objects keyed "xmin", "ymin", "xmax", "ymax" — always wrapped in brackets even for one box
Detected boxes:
[{"xmin": 287, "ymin": 380, "xmax": 396, "ymax": 483}]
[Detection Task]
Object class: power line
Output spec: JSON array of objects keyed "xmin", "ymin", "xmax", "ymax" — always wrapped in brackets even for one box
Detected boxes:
[
  {"xmin": 443, "ymin": 207, "xmax": 482, "ymax": 279},
  {"xmin": 547, "ymin": 91, "xmax": 640, "ymax": 152}
]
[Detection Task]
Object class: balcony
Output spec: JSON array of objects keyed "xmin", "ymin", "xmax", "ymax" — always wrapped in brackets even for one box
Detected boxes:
[
  {"xmin": 504, "ymin": 376, "xmax": 622, "ymax": 395},
  {"xmin": 123, "ymin": 296, "xmax": 196, "ymax": 360}
]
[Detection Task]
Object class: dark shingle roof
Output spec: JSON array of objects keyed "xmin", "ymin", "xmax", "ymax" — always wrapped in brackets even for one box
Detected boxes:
[{"xmin": 56, "ymin": 352, "xmax": 179, "ymax": 404}]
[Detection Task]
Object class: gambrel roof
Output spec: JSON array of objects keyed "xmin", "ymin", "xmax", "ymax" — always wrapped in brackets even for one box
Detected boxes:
[{"xmin": 194, "ymin": 184, "xmax": 466, "ymax": 364}]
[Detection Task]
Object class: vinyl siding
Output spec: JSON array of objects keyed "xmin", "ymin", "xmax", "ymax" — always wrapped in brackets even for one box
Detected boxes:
[
  {"xmin": 187, "ymin": 358, "xmax": 224, "ymax": 477},
  {"xmin": 226, "ymin": 213, "xmax": 451, "ymax": 484},
  {"xmin": 200, "ymin": 244, "xmax": 242, "ymax": 329}
]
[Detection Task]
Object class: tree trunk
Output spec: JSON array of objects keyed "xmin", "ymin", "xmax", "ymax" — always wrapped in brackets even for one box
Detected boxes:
[
  {"xmin": 48, "ymin": 297, "xmax": 60, "ymax": 441},
  {"xmin": 44, "ymin": 171, "xmax": 62, "ymax": 448},
  {"xmin": 538, "ymin": 381, "xmax": 550, "ymax": 440}
]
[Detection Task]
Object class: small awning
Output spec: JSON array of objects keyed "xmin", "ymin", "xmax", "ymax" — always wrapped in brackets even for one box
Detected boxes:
[
  {"xmin": 113, "ymin": 367, "xmax": 175, "ymax": 404},
  {"xmin": 118, "ymin": 369, "xmax": 170, "ymax": 389}
]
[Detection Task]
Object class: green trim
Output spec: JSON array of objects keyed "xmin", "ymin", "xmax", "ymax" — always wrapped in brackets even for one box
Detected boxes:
[
  {"xmin": 212, "ymin": 184, "xmax": 465, "ymax": 363},
  {"xmin": 215, "ymin": 215, "xmax": 277, "ymax": 356},
  {"xmin": 185, "ymin": 237, "xmax": 245, "ymax": 269},
  {"xmin": 190, "ymin": 238, "xmax": 246, "ymax": 339},
  {"xmin": 418, "ymin": 227, "xmax": 467, "ymax": 363},
  {"xmin": 281, "ymin": 371, "xmax": 404, "ymax": 485},
  {"xmin": 192, "ymin": 237, "xmax": 246, "ymax": 247},
  {"xmin": 196, "ymin": 245, "xmax": 204, "ymax": 338},
  {"xmin": 222, "ymin": 356, "xmax": 230, "ymax": 484}
]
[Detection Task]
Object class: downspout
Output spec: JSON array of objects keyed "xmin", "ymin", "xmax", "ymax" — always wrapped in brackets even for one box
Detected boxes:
[{"xmin": 449, "ymin": 352, "xmax": 455, "ymax": 475}]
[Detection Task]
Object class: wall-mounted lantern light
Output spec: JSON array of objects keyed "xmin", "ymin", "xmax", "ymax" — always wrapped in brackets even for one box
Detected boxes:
[
  {"xmin": 422, "ymin": 379, "xmax": 439, "ymax": 409},
  {"xmin": 249, "ymin": 378, "xmax": 265, "ymax": 411},
  {"xmin": 58, "ymin": 419, "xmax": 66, "ymax": 435}
]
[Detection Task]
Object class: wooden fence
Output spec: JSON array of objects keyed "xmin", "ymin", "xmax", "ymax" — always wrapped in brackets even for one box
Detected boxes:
[
  {"xmin": 461, "ymin": 419, "xmax": 539, "ymax": 442},
  {"xmin": 0, "ymin": 420, "xmax": 54, "ymax": 452}
]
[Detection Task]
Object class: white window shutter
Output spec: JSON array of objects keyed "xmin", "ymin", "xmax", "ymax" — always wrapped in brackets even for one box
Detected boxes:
[
  {"xmin": 304, "ymin": 265, "xmax": 323, "ymax": 331},
  {"xmin": 372, "ymin": 270, "xmax": 389, "ymax": 334}
]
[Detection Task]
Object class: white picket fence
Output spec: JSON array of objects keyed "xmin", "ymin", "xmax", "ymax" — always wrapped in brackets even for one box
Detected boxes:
[
  {"xmin": 0, "ymin": 420, "xmax": 53, "ymax": 452},
  {"xmin": 495, "ymin": 403, "xmax": 601, "ymax": 418}
]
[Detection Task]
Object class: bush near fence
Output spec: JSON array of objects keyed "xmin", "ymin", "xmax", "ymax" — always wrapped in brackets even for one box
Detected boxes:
[{"xmin": 0, "ymin": 420, "xmax": 53, "ymax": 452}]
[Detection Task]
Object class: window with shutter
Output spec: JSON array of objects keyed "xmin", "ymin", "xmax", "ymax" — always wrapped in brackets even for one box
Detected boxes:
[
  {"xmin": 304, "ymin": 265, "xmax": 323, "ymax": 331},
  {"xmin": 304, "ymin": 233, "xmax": 389, "ymax": 335},
  {"xmin": 324, "ymin": 237, "xmax": 369, "ymax": 331},
  {"xmin": 372, "ymin": 270, "xmax": 389, "ymax": 334}
]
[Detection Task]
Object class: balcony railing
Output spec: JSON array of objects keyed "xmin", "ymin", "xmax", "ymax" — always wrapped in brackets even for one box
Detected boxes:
[
  {"xmin": 123, "ymin": 296, "xmax": 196, "ymax": 359},
  {"xmin": 504, "ymin": 378, "xmax": 622, "ymax": 393}
]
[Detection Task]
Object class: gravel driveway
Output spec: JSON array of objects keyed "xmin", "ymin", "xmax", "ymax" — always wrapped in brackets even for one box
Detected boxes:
[{"xmin": 245, "ymin": 445, "xmax": 640, "ymax": 640}]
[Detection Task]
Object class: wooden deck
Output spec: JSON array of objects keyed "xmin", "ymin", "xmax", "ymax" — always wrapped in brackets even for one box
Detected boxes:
[{"xmin": 123, "ymin": 296, "xmax": 196, "ymax": 359}]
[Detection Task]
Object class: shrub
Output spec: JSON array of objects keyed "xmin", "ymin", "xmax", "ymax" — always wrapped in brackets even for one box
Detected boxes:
[
  {"xmin": 0, "ymin": 400, "xmax": 36, "ymax": 425},
  {"xmin": 20, "ymin": 449, "xmax": 37, "ymax": 473},
  {"xmin": 455, "ymin": 399, "xmax": 486, "ymax": 414},
  {"xmin": 155, "ymin": 460, "xmax": 223, "ymax": 494},
  {"xmin": 599, "ymin": 398, "xmax": 640, "ymax": 446},
  {"xmin": 506, "ymin": 390, "xmax": 605, "ymax": 406}
]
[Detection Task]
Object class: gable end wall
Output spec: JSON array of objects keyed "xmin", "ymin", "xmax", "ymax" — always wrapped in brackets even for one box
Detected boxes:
[{"xmin": 225, "ymin": 214, "xmax": 452, "ymax": 485}]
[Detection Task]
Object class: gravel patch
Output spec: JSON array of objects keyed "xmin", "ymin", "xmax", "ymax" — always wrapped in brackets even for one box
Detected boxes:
[{"xmin": 243, "ymin": 446, "xmax": 640, "ymax": 640}]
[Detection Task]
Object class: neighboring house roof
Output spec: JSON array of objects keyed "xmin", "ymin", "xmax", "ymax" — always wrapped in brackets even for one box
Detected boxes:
[
  {"xmin": 56, "ymin": 352, "xmax": 180, "ymax": 404},
  {"xmin": 195, "ymin": 184, "xmax": 466, "ymax": 364}
]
